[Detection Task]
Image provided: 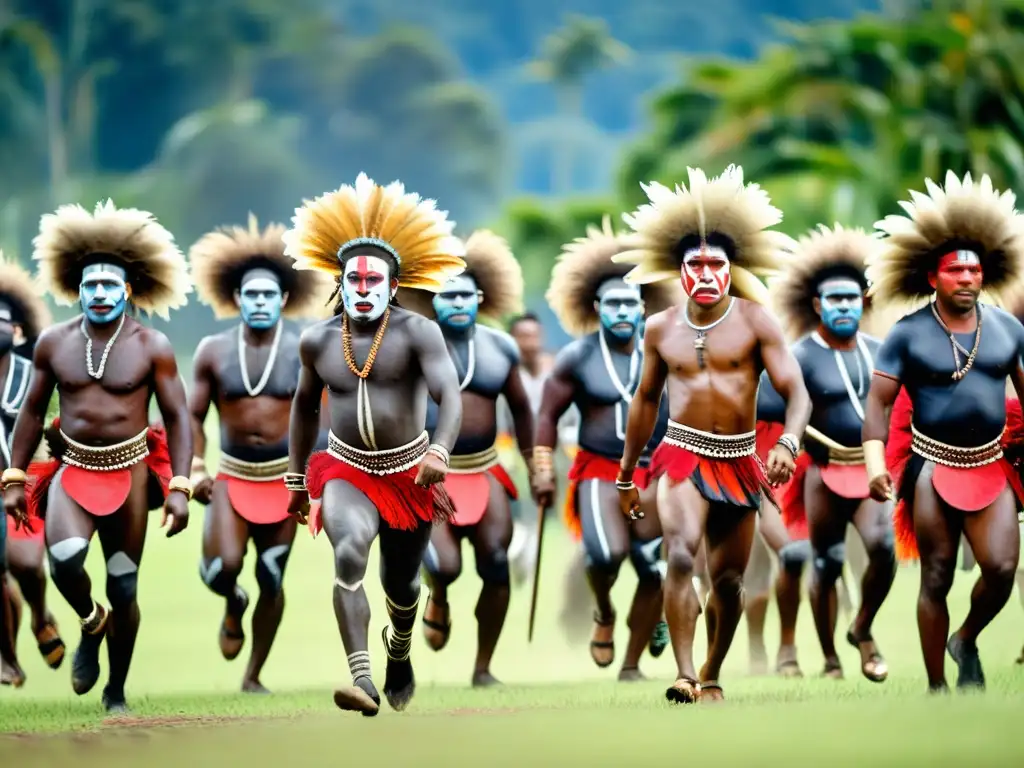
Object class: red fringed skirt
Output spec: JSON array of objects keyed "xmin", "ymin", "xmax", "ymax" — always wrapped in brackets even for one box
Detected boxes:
[
  {"xmin": 26, "ymin": 421, "xmax": 172, "ymax": 520},
  {"xmin": 888, "ymin": 389, "xmax": 1024, "ymax": 562},
  {"xmin": 444, "ymin": 464, "xmax": 517, "ymax": 527},
  {"xmin": 562, "ymin": 449, "xmax": 652, "ymax": 541},
  {"xmin": 305, "ymin": 451, "xmax": 456, "ymax": 538},
  {"xmin": 651, "ymin": 441, "xmax": 775, "ymax": 510},
  {"xmin": 756, "ymin": 421, "xmax": 804, "ymax": 536}
]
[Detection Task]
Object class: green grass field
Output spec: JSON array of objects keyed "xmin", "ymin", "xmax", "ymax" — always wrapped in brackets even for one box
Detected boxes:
[{"xmin": 2, "ymin": 427, "xmax": 1024, "ymax": 764}]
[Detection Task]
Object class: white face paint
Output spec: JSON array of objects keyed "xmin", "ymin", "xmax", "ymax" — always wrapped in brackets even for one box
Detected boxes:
[
  {"xmin": 342, "ymin": 254, "xmax": 393, "ymax": 323},
  {"xmin": 682, "ymin": 244, "xmax": 731, "ymax": 306}
]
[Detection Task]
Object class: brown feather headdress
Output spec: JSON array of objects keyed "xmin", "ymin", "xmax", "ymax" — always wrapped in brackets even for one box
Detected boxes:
[
  {"xmin": 32, "ymin": 199, "xmax": 191, "ymax": 321},
  {"xmin": 189, "ymin": 214, "xmax": 335, "ymax": 320},
  {"xmin": 283, "ymin": 173, "xmax": 466, "ymax": 316},
  {"xmin": 613, "ymin": 165, "xmax": 794, "ymax": 305},
  {"xmin": 770, "ymin": 224, "xmax": 879, "ymax": 339},
  {"xmin": 868, "ymin": 171, "xmax": 1024, "ymax": 305},
  {"xmin": 0, "ymin": 251, "xmax": 52, "ymax": 340},
  {"xmin": 547, "ymin": 215, "xmax": 682, "ymax": 337}
]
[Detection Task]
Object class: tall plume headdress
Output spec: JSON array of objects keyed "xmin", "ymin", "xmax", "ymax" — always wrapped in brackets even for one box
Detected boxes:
[
  {"xmin": 613, "ymin": 165, "xmax": 794, "ymax": 305},
  {"xmin": 770, "ymin": 223, "xmax": 880, "ymax": 339},
  {"xmin": 867, "ymin": 171, "xmax": 1024, "ymax": 308},
  {"xmin": 283, "ymin": 173, "xmax": 466, "ymax": 315},
  {"xmin": 189, "ymin": 214, "xmax": 334, "ymax": 320},
  {"xmin": 0, "ymin": 251, "xmax": 52, "ymax": 341},
  {"xmin": 32, "ymin": 200, "xmax": 191, "ymax": 321},
  {"xmin": 547, "ymin": 215, "xmax": 682, "ymax": 337}
]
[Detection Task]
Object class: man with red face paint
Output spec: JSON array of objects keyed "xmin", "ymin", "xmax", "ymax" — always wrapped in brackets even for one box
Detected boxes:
[
  {"xmin": 863, "ymin": 171, "xmax": 1024, "ymax": 693},
  {"xmin": 612, "ymin": 166, "xmax": 811, "ymax": 703}
]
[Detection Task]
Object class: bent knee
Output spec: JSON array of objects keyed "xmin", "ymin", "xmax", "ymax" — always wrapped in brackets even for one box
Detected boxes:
[
  {"xmin": 475, "ymin": 548, "xmax": 510, "ymax": 586},
  {"xmin": 582, "ymin": 534, "xmax": 627, "ymax": 573},
  {"xmin": 47, "ymin": 536, "xmax": 90, "ymax": 582},
  {"xmin": 813, "ymin": 541, "xmax": 846, "ymax": 584},
  {"xmin": 980, "ymin": 557, "xmax": 1018, "ymax": 585},
  {"xmin": 712, "ymin": 569, "xmax": 744, "ymax": 600},
  {"xmin": 664, "ymin": 539, "xmax": 695, "ymax": 577},
  {"xmin": 423, "ymin": 540, "xmax": 461, "ymax": 584},
  {"xmin": 629, "ymin": 537, "xmax": 665, "ymax": 585},
  {"xmin": 779, "ymin": 539, "xmax": 811, "ymax": 575},
  {"xmin": 333, "ymin": 537, "xmax": 371, "ymax": 588},
  {"xmin": 199, "ymin": 554, "xmax": 242, "ymax": 595},
  {"xmin": 921, "ymin": 557, "xmax": 956, "ymax": 599},
  {"xmin": 106, "ymin": 551, "xmax": 139, "ymax": 608},
  {"xmin": 256, "ymin": 544, "xmax": 292, "ymax": 596}
]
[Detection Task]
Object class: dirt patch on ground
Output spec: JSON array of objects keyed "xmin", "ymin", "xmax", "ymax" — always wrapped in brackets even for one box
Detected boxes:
[
  {"xmin": 99, "ymin": 714, "xmax": 263, "ymax": 730},
  {"xmin": 442, "ymin": 707, "xmax": 527, "ymax": 716}
]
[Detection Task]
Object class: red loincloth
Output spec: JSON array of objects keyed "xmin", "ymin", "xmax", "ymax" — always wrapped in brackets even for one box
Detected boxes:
[
  {"xmin": 563, "ymin": 449, "xmax": 652, "ymax": 541},
  {"xmin": 26, "ymin": 419, "xmax": 172, "ymax": 519},
  {"xmin": 444, "ymin": 464, "xmax": 517, "ymax": 527},
  {"xmin": 756, "ymin": 421, "xmax": 804, "ymax": 537},
  {"xmin": 888, "ymin": 389, "xmax": 1024, "ymax": 561},
  {"xmin": 217, "ymin": 474, "xmax": 291, "ymax": 525},
  {"xmin": 651, "ymin": 441, "xmax": 775, "ymax": 510},
  {"xmin": 5, "ymin": 461, "xmax": 54, "ymax": 540},
  {"xmin": 305, "ymin": 451, "xmax": 455, "ymax": 537}
]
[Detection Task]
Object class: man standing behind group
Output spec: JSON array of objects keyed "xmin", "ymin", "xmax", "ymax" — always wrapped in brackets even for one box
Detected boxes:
[
  {"xmin": 283, "ymin": 173, "xmax": 465, "ymax": 716},
  {"xmin": 4, "ymin": 200, "xmax": 194, "ymax": 713},
  {"xmin": 188, "ymin": 215, "xmax": 333, "ymax": 693},
  {"xmin": 614, "ymin": 166, "xmax": 810, "ymax": 703}
]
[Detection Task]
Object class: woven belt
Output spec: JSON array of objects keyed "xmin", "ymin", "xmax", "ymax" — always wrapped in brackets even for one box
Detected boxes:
[
  {"xmin": 60, "ymin": 429, "xmax": 149, "ymax": 471},
  {"xmin": 218, "ymin": 453, "xmax": 289, "ymax": 480},
  {"xmin": 327, "ymin": 430, "xmax": 428, "ymax": 476},
  {"xmin": 827, "ymin": 444, "xmax": 865, "ymax": 466},
  {"xmin": 663, "ymin": 420, "xmax": 756, "ymax": 459},
  {"xmin": 910, "ymin": 426, "xmax": 1002, "ymax": 468},
  {"xmin": 448, "ymin": 446, "xmax": 499, "ymax": 474}
]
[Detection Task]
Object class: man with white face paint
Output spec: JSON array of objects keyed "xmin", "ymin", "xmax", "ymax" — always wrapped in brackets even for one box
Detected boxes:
[
  {"xmin": 756, "ymin": 224, "xmax": 896, "ymax": 682},
  {"xmin": 418, "ymin": 230, "xmax": 538, "ymax": 687},
  {"xmin": 613, "ymin": 166, "xmax": 811, "ymax": 703},
  {"xmin": 0, "ymin": 254, "xmax": 64, "ymax": 689},
  {"xmin": 3, "ymin": 200, "xmax": 194, "ymax": 713},
  {"xmin": 535, "ymin": 216, "xmax": 680, "ymax": 680},
  {"xmin": 283, "ymin": 174, "xmax": 465, "ymax": 716},
  {"xmin": 188, "ymin": 216, "xmax": 333, "ymax": 693}
]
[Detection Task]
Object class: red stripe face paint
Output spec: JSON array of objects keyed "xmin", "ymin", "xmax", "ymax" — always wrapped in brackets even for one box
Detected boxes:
[
  {"xmin": 929, "ymin": 249, "xmax": 982, "ymax": 306},
  {"xmin": 682, "ymin": 242, "xmax": 731, "ymax": 307},
  {"xmin": 342, "ymin": 254, "xmax": 391, "ymax": 322}
]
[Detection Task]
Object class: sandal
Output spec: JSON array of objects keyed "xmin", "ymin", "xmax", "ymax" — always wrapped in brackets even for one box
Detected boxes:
[
  {"xmin": 776, "ymin": 658, "xmax": 804, "ymax": 678},
  {"xmin": 846, "ymin": 628, "xmax": 888, "ymax": 683},
  {"xmin": 665, "ymin": 676, "xmax": 700, "ymax": 704},
  {"xmin": 698, "ymin": 680, "xmax": 724, "ymax": 702},
  {"xmin": 590, "ymin": 611, "xmax": 615, "ymax": 668},
  {"xmin": 35, "ymin": 621, "xmax": 66, "ymax": 669},
  {"xmin": 219, "ymin": 591, "xmax": 249, "ymax": 661},
  {"xmin": 422, "ymin": 595, "xmax": 451, "ymax": 651},
  {"xmin": 822, "ymin": 658, "xmax": 844, "ymax": 679}
]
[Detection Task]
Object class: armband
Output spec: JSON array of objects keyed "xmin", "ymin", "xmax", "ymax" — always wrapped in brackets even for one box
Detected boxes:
[
  {"xmin": 284, "ymin": 473, "xmax": 307, "ymax": 492},
  {"xmin": 863, "ymin": 440, "xmax": 887, "ymax": 481},
  {"xmin": 168, "ymin": 476, "xmax": 193, "ymax": 501}
]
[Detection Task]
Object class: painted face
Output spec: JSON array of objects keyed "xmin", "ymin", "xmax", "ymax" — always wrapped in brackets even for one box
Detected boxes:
[
  {"xmin": 237, "ymin": 271, "xmax": 284, "ymax": 330},
  {"xmin": 342, "ymin": 254, "xmax": 394, "ymax": 323},
  {"xmin": 0, "ymin": 302, "xmax": 13, "ymax": 355},
  {"xmin": 433, "ymin": 275, "xmax": 479, "ymax": 330},
  {"xmin": 682, "ymin": 243, "xmax": 731, "ymax": 306},
  {"xmin": 929, "ymin": 249, "xmax": 982, "ymax": 310},
  {"xmin": 817, "ymin": 278, "xmax": 863, "ymax": 339},
  {"xmin": 79, "ymin": 263, "xmax": 128, "ymax": 325},
  {"xmin": 596, "ymin": 279, "xmax": 643, "ymax": 341}
]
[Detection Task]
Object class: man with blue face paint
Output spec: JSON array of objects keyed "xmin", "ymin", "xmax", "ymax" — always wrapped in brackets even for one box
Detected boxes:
[
  {"xmin": 188, "ymin": 216, "xmax": 333, "ymax": 694},
  {"xmin": 418, "ymin": 230, "xmax": 539, "ymax": 687},
  {"xmin": 535, "ymin": 216, "xmax": 680, "ymax": 681},
  {"xmin": 757, "ymin": 224, "xmax": 895, "ymax": 683},
  {"xmin": 3, "ymin": 200, "xmax": 194, "ymax": 714},
  {"xmin": 0, "ymin": 255, "xmax": 64, "ymax": 689}
]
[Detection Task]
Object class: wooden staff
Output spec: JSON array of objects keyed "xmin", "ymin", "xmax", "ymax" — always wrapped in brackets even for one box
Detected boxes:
[{"xmin": 527, "ymin": 502, "xmax": 545, "ymax": 643}]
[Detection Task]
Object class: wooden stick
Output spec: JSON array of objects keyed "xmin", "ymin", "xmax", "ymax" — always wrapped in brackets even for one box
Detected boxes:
[{"xmin": 527, "ymin": 503, "xmax": 546, "ymax": 643}]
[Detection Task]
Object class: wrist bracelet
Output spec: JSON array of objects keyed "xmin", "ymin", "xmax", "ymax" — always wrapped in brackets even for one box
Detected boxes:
[
  {"xmin": 427, "ymin": 444, "xmax": 450, "ymax": 467},
  {"xmin": 1, "ymin": 468, "xmax": 27, "ymax": 487},
  {"xmin": 615, "ymin": 479, "xmax": 636, "ymax": 491},
  {"xmin": 190, "ymin": 456, "xmax": 206, "ymax": 473},
  {"xmin": 168, "ymin": 475, "xmax": 193, "ymax": 501},
  {"xmin": 777, "ymin": 433, "xmax": 800, "ymax": 457},
  {"xmin": 284, "ymin": 472, "xmax": 307, "ymax": 492}
]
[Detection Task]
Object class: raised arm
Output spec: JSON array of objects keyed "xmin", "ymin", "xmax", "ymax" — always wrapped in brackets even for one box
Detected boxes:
[
  {"xmin": 150, "ymin": 331, "xmax": 193, "ymax": 480},
  {"xmin": 862, "ymin": 321, "xmax": 908, "ymax": 500},
  {"xmin": 188, "ymin": 338, "xmax": 216, "ymax": 502},
  {"xmin": 619, "ymin": 315, "xmax": 669, "ymax": 479},
  {"xmin": 288, "ymin": 327, "xmax": 325, "ymax": 478}
]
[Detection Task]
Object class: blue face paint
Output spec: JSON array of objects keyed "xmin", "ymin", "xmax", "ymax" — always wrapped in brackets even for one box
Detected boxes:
[
  {"xmin": 238, "ymin": 274, "xmax": 284, "ymax": 330},
  {"xmin": 818, "ymin": 278, "xmax": 863, "ymax": 339},
  {"xmin": 79, "ymin": 263, "xmax": 128, "ymax": 325},
  {"xmin": 433, "ymin": 275, "xmax": 479, "ymax": 330},
  {"xmin": 597, "ymin": 282, "xmax": 643, "ymax": 341}
]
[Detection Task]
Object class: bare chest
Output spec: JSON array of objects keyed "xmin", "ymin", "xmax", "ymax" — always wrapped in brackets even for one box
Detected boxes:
[
  {"xmin": 658, "ymin": 322, "xmax": 760, "ymax": 378},
  {"xmin": 320, "ymin": 328, "xmax": 418, "ymax": 394},
  {"xmin": 52, "ymin": 333, "xmax": 152, "ymax": 395}
]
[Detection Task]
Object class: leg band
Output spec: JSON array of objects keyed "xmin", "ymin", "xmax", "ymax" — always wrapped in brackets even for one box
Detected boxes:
[
  {"xmin": 384, "ymin": 594, "xmax": 419, "ymax": 661},
  {"xmin": 347, "ymin": 650, "xmax": 372, "ymax": 684}
]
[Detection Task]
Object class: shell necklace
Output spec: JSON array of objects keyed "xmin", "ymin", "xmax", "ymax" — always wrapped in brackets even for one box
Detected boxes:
[
  {"xmin": 239, "ymin": 321, "xmax": 283, "ymax": 397},
  {"xmin": 599, "ymin": 329, "xmax": 640, "ymax": 440},
  {"xmin": 81, "ymin": 313, "xmax": 126, "ymax": 380}
]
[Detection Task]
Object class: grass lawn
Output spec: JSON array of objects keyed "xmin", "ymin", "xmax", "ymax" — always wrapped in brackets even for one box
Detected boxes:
[{"xmin": 2, "ymin": 421, "xmax": 1024, "ymax": 764}]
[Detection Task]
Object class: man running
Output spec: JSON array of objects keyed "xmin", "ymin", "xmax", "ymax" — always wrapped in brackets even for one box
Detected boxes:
[
  {"xmin": 189, "ymin": 215, "xmax": 332, "ymax": 692},
  {"xmin": 759, "ymin": 224, "xmax": 897, "ymax": 681},
  {"xmin": 283, "ymin": 173, "xmax": 465, "ymax": 716},
  {"xmin": 614, "ymin": 165, "xmax": 811, "ymax": 702},
  {"xmin": 863, "ymin": 171, "xmax": 1024, "ymax": 693},
  {"xmin": 535, "ymin": 215, "xmax": 680, "ymax": 680},
  {"xmin": 0, "ymin": 254, "xmax": 62, "ymax": 688},
  {"xmin": 3, "ymin": 200, "xmax": 193, "ymax": 712},
  {"xmin": 419, "ymin": 230, "xmax": 537, "ymax": 686}
]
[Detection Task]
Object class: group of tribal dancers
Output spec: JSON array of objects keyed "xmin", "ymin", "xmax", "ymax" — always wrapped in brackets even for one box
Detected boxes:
[{"xmin": 1, "ymin": 166, "xmax": 1024, "ymax": 716}]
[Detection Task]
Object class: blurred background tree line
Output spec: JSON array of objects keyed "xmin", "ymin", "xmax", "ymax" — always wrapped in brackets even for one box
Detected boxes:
[{"xmin": 4, "ymin": 0, "xmax": 1020, "ymax": 351}]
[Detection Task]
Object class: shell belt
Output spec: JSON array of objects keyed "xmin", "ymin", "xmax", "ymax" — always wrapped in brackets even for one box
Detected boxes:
[
  {"xmin": 910, "ymin": 426, "xmax": 1002, "ymax": 468},
  {"xmin": 664, "ymin": 420, "xmax": 756, "ymax": 459},
  {"xmin": 60, "ymin": 429, "xmax": 149, "ymax": 471},
  {"xmin": 218, "ymin": 453, "xmax": 289, "ymax": 480},
  {"xmin": 447, "ymin": 446, "xmax": 499, "ymax": 474},
  {"xmin": 327, "ymin": 430, "xmax": 428, "ymax": 476},
  {"xmin": 827, "ymin": 444, "xmax": 865, "ymax": 466}
]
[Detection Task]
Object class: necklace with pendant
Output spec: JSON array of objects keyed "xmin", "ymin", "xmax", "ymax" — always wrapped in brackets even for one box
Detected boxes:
[{"xmin": 683, "ymin": 297, "xmax": 734, "ymax": 369}]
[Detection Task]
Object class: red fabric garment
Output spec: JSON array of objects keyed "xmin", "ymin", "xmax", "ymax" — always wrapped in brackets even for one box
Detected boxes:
[
  {"xmin": 27, "ymin": 422, "xmax": 172, "ymax": 519},
  {"xmin": 444, "ymin": 464, "xmax": 518, "ymax": 527},
  {"xmin": 217, "ymin": 474, "xmax": 291, "ymax": 525},
  {"xmin": 755, "ymin": 420, "xmax": 804, "ymax": 535},
  {"xmin": 305, "ymin": 450, "xmax": 455, "ymax": 537},
  {"xmin": 562, "ymin": 449, "xmax": 652, "ymax": 541},
  {"xmin": 651, "ymin": 441, "xmax": 775, "ymax": 510}
]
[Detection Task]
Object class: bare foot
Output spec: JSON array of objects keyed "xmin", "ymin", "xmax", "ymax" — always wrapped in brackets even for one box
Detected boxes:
[
  {"xmin": 618, "ymin": 667, "xmax": 645, "ymax": 682},
  {"xmin": 334, "ymin": 677, "xmax": 380, "ymax": 717},
  {"xmin": 822, "ymin": 657, "xmax": 844, "ymax": 680},
  {"xmin": 242, "ymin": 679, "xmax": 271, "ymax": 694},
  {"xmin": 422, "ymin": 596, "xmax": 451, "ymax": 652},
  {"xmin": 1, "ymin": 657, "xmax": 25, "ymax": 688},
  {"xmin": 590, "ymin": 610, "xmax": 615, "ymax": 668},
  {"xmin": 749, "ymin": 642, "xmax": 769, "ymax": 676},
  {"xmin": 471, "ymin": 670, "xmax": 501, "ymax": 687},
  {"xmin": 776, "ymin": 645, "xmax": 803, "ymax": 678}
]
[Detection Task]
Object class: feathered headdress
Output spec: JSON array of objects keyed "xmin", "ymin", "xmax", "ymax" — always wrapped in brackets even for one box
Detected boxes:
[
  {"xmin": 613, "ymin": 165, "xmax": 794, "ymax": 305},
  {"xmin": 868, "ymin": 171, "xmax": 1024, "ymax": 305},
  {"xmin": 189, "ymin": 214, "xmax": 334, "ymax": 320},
  {"xmin": 282, "ymin": 173, "xmax": 466, "ymax": 315},
  {"xmin": 32, "ymin": 199, "xmax": 191, "ymax": 321},
  {"xmin": 770, "ymin": 224, "xmax": 878, "ymax": 339},
  {"xmin": 547, "ymin": 215, "xmax": 682, "ymax": 337},
  {"xmin": 0, "ymin": 251, "xmax": 52, "ymax": 340}
]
